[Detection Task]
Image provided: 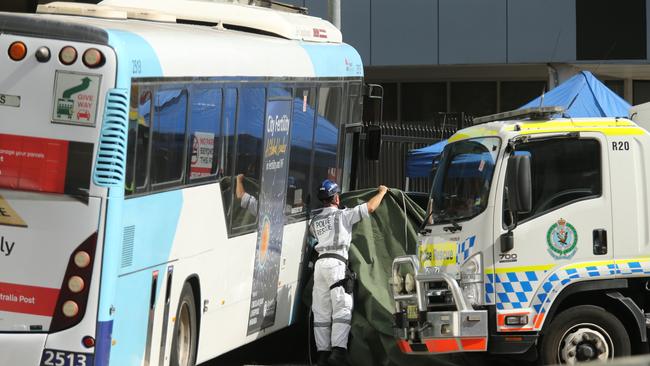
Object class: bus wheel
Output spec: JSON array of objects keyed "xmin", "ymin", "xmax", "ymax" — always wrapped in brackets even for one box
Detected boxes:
[
  {"xmin": 539, "ymin": 305, "xmax": 630, "ymax": 365},
  {"xmin": 171, "ymin": 282, "xmax": 198, "ymax": 366}
]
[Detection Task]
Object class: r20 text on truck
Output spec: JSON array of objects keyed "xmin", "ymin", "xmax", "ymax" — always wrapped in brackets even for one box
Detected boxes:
[{"xmin": 390, "ymin": 107, "xmax": 650, "ymax": 364}]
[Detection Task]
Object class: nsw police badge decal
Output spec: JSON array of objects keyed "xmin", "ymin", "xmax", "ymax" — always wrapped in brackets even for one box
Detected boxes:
[{"xmin": 546, "ymin": 218, "xmax": 578, "ymax": 259}]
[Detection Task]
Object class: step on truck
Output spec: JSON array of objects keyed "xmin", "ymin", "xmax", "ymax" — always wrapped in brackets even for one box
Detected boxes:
[{"xmin": 390, "ymin": 107, "xmax": 650, "ymax": 364}]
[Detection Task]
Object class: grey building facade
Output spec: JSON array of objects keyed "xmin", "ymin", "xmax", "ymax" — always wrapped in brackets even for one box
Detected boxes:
[{"xmin": 285, "ymin": 0, "xmax": 650, "ymax": 121}]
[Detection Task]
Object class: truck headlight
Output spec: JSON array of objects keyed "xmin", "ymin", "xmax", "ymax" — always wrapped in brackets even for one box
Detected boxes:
[
  {"xmin": 460, "ymin": 253, "xmax": 483, "ymax": 306},
  {"xmin": 392, "ymin": 273, "xmax": 404, "ymax": 294},
  {"xmin": 405, "ymin": 273, "xmax": 415, "ymax": 293},
  {"xmin": 461, "ymin": 283, "xmax": 482, "ymax": 306}
]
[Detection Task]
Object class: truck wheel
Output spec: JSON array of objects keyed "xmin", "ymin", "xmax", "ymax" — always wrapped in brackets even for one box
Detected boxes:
[
  {"xmin": 171, "ymin": 282, "xmax": 198, "ymax": 366},
  {"xmin": 539, "ymin": 305, "xmax": 630, "ymax": 364}
]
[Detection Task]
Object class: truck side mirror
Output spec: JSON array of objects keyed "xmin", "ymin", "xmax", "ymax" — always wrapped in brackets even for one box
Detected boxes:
[
  {"xmin": 366, "ymin": 124, "xmax": 382, "ymax": 160},
  {"xmin": 500, "ymin": 231, "xmax": 514, "ymax": 252},
  {"xmin": 506, "ymin": 154, "xmax": 532, "ymax": 214}
]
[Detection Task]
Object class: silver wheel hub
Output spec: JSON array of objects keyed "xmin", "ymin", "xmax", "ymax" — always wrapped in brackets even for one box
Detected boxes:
[
  {"xmin": 177, "ymin": 301, "xmax": 192, "ymax": 366},
  {"xmin": 559, "ymin": 324, "xmax": 611, "ymax": 364}
]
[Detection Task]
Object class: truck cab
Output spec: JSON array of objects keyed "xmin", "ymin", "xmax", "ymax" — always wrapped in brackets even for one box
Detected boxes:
[{"xmin": 391, "ymin": 107, "xmax": 650, "ymax": 364}]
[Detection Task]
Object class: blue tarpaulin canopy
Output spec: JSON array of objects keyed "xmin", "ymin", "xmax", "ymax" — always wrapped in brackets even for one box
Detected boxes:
[
  {"xmin": 405, "ymin": 140, "xmax": 447, "ymax": 178},
  {"xmin": 406, "ymin": 71, "xmax": 631, "ymax": 179},
  {"xmin": 520, "ymin": 71, "xmax": 631, "ymax": 118}
]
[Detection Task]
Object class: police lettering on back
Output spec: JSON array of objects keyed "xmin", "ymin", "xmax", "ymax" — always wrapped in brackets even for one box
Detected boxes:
[{"xmin": 313, "ymin": 216, "xmax": 333, "ymax": 237}]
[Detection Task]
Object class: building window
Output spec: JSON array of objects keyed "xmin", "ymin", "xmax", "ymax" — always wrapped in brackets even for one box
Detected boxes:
[
  {"xmin": 381, "ymin": 83, "xmax": 398, "ymax": 122},
  {"xmin": 401, "ymin": 82, "xmax": 447, "ymax": 122},
  {"xmin": 577, "ymin": 0, "xmax": 646, "ymax": 60},
  {"xmin": 500, "ymin": 81, "xmax": 547, "ymax": 112},
  {"xmin": 633, "ymin": 81, "xmax": 650, "ymax": 105},
  {"xmin": 603, "ymin": 80, "xmax": 625, "ymax": 99},
  {"xmin": 450, "ymin": 82, "xmax": 497, "ymax": 117}
]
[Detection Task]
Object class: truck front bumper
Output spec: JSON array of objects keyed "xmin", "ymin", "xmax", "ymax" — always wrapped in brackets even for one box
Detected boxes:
[{"xmin": 392, "ymin": 257, "xmax": 488, "ymax": 354}]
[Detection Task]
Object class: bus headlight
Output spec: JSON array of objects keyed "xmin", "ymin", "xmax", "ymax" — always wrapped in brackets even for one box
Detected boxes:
[{"xmin": 460, "ymin": 253, "xmax": 483, "ymax": 306}]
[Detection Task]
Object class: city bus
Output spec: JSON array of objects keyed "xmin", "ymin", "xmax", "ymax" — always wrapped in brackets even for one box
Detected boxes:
[{"xmin": 0, "ymin": 1, "xmax": 364, "ymax": 365}]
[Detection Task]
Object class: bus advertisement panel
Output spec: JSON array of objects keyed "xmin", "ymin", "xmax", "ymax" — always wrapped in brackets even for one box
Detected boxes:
[{"xmin": 247, "ymin": 99, "xmax": 292, "ymax": 334}]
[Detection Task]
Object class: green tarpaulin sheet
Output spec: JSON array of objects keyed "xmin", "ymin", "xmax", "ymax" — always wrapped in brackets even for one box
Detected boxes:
[{"xmin": 302, "ymin": 189, "xmax": 472, "ymax": 366}]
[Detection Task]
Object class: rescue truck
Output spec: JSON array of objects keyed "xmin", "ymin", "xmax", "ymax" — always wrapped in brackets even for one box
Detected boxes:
[{"xmin": 390, "ymin": 107, "xmax": 650, "ymax": 364}]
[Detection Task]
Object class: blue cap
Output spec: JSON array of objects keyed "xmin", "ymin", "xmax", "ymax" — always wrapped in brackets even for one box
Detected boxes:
[{"xmin": 318, "ymin": 179, "xmax": 340, "ymax": 200}]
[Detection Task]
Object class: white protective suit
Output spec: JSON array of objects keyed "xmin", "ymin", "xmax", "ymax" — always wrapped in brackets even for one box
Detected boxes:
[{"xmin": 309, "ymin": 203, "xmax": 369, "ymax": 351}]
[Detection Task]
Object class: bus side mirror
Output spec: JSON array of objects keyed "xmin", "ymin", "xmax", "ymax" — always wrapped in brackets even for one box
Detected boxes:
[
  {"xmin": 363, "ymin": 83, "xmax": 384, "ymax": 124},
  {"xmin": 366, "ymin": 124, "xmax": 382, "ymax": 160},
  {"xmin": 506, "ymin": 155, "xmax": 532, "ymax": 214}
]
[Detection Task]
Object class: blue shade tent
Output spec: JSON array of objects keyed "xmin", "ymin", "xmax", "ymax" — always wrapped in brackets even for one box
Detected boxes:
[
  {"xmin": 405, "ymin": 139, "xmax": 447, "ymax": 178},
  {"xmin": 520, "ymin": 71, "xmax": 631, "ymax": 118}
]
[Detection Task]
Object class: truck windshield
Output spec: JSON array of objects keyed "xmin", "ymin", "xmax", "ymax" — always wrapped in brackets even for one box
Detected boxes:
[{"xmin": 430, "ymin": 137, "xmax": 500, "ymax": 222}]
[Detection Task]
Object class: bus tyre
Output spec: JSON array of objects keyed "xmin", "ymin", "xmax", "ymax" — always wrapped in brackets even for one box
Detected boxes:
[
  {"xmin": 171, "ymin": 283, "xmax": 198, "ymax": 366},
  {"xmin": 539, "ymin": 305, "xmax": 630, "ymax": 365}
]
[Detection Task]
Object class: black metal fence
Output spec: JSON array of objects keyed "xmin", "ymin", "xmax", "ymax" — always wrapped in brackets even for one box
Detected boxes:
[{"xmin": 351, "ymin": 112, "xmax": 473, "ymax": 193}]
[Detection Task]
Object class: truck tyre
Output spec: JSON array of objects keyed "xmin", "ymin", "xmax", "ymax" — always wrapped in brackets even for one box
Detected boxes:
[
  {"xmin": 539, "ymin": 305, "xmax": 630, "ymax": 365},
  {"xmin": 171, "ymin": 282, "xmax": 198, "ymax": 366}
]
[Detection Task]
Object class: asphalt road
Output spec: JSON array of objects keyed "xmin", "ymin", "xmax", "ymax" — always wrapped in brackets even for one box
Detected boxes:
[
  {"xmin": 200, "ymin": 318, "xmax": 529, "ymax": 366},
  {"xmin": 203, "ymin": 316, "xmax": 313, "ymax": 366}
]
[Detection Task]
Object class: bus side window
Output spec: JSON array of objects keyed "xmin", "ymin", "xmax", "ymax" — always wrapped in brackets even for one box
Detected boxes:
[
  {"xmin": 220, "ymin": 88, "xmax": 238, "ymax": 233},
  {"xmin": 286, "ymin": 87, "xmax": 316, "ymax": 218},
  {"xmin": 125, "ymin": 85, "xmax": 139, "ymax": 195},
  {"xmin": 188, "ymin": 86, "xmax": 222, "ymax": 181},
  {"xmin": 347, "ymin": 82, "xmax": 362, "ymax": 126},
  {"xmin": 151, "ymin": 88, "xmax": 188, "ymax": 187},
  {"xmin": 125, "ymin": 86, "xmax": 152, "ymax": 193},
  {"xmin": 310, "ymin": 86, "xmax": 342, "ymax": 211},
  {"xmin": 231, "ymin": 87, "xmax": 265, "ymax": 233}
]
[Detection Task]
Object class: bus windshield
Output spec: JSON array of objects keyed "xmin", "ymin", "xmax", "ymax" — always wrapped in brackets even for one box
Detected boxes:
[{"xmin": 430, "ymin": 137, "xmax": 500, "ymax": 223}]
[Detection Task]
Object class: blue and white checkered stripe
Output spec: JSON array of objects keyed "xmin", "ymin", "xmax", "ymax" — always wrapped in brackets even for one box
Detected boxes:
[
  {"xmin": 486, "ymin": 270, "xmax": 547, "ymax": 310},
  {"xmin": 486, "ymin": 259, "xmax": 650, "ymax": 331},
  {"xmin": 532, "ymin": 260, "xmax": 650, "ymax": 317},
  {"xmin": 618, "ymin": 260, "xmax": 650, "ymax": 275},
  {"xmin": 456, "ymin": 236, "xmax": 476, "ymax": 265}
]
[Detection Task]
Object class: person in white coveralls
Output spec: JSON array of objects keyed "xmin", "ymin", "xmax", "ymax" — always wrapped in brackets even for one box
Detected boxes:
[{"xmin": 309, "ymin": 179, "xmax": 388, "ymax": 366}]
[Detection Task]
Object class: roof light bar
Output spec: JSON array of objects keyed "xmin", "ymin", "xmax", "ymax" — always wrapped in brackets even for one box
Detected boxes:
[{"xmin": 473, "ymin": 106, "xmax": 565, "ymax": 125}]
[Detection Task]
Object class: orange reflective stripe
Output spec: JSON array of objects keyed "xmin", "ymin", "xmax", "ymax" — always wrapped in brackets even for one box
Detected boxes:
[
  {"xmin": 534, "ymin": 313, "xmax": 545, "ymax": 329},
  {"xmin": 396, "ymin": 339, "xmax": 412, "ymax": 353},
  {"xmin": 424, "ymin": 338, "xmax": 459, "ymax": 353},
  {"xmin": 499, "ymin": 326, "xmax": 534, "ymax": 332},
  {"xmin": 460, "ymin": 337, "xmax": 488, "ymax": 351}
]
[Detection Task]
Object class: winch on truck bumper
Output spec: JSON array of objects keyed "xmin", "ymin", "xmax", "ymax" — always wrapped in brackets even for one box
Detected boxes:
[{"xmin": 391, "ymin": 256, "xmax": 488, "ymax": 354}]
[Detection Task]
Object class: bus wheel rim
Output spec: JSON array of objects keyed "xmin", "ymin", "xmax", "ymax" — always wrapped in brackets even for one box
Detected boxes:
[
  {"xmin": 557, "ymin": 323, "xmax": 611, "ymax": 364},
  {"xmin": 177, "ymin": 301, "xmax": 192, "ymax": 366}
]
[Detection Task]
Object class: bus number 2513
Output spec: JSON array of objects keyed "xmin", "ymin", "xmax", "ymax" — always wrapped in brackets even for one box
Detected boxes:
[{"xmin": 41, "ymin": 349, "xmax": 92, "ymax": 366}]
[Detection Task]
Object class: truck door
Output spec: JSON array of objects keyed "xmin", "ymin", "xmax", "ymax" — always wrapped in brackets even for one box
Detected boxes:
[{"xmin": 492, "ymin": 133, "xmax": 612, "ymax": 331}]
